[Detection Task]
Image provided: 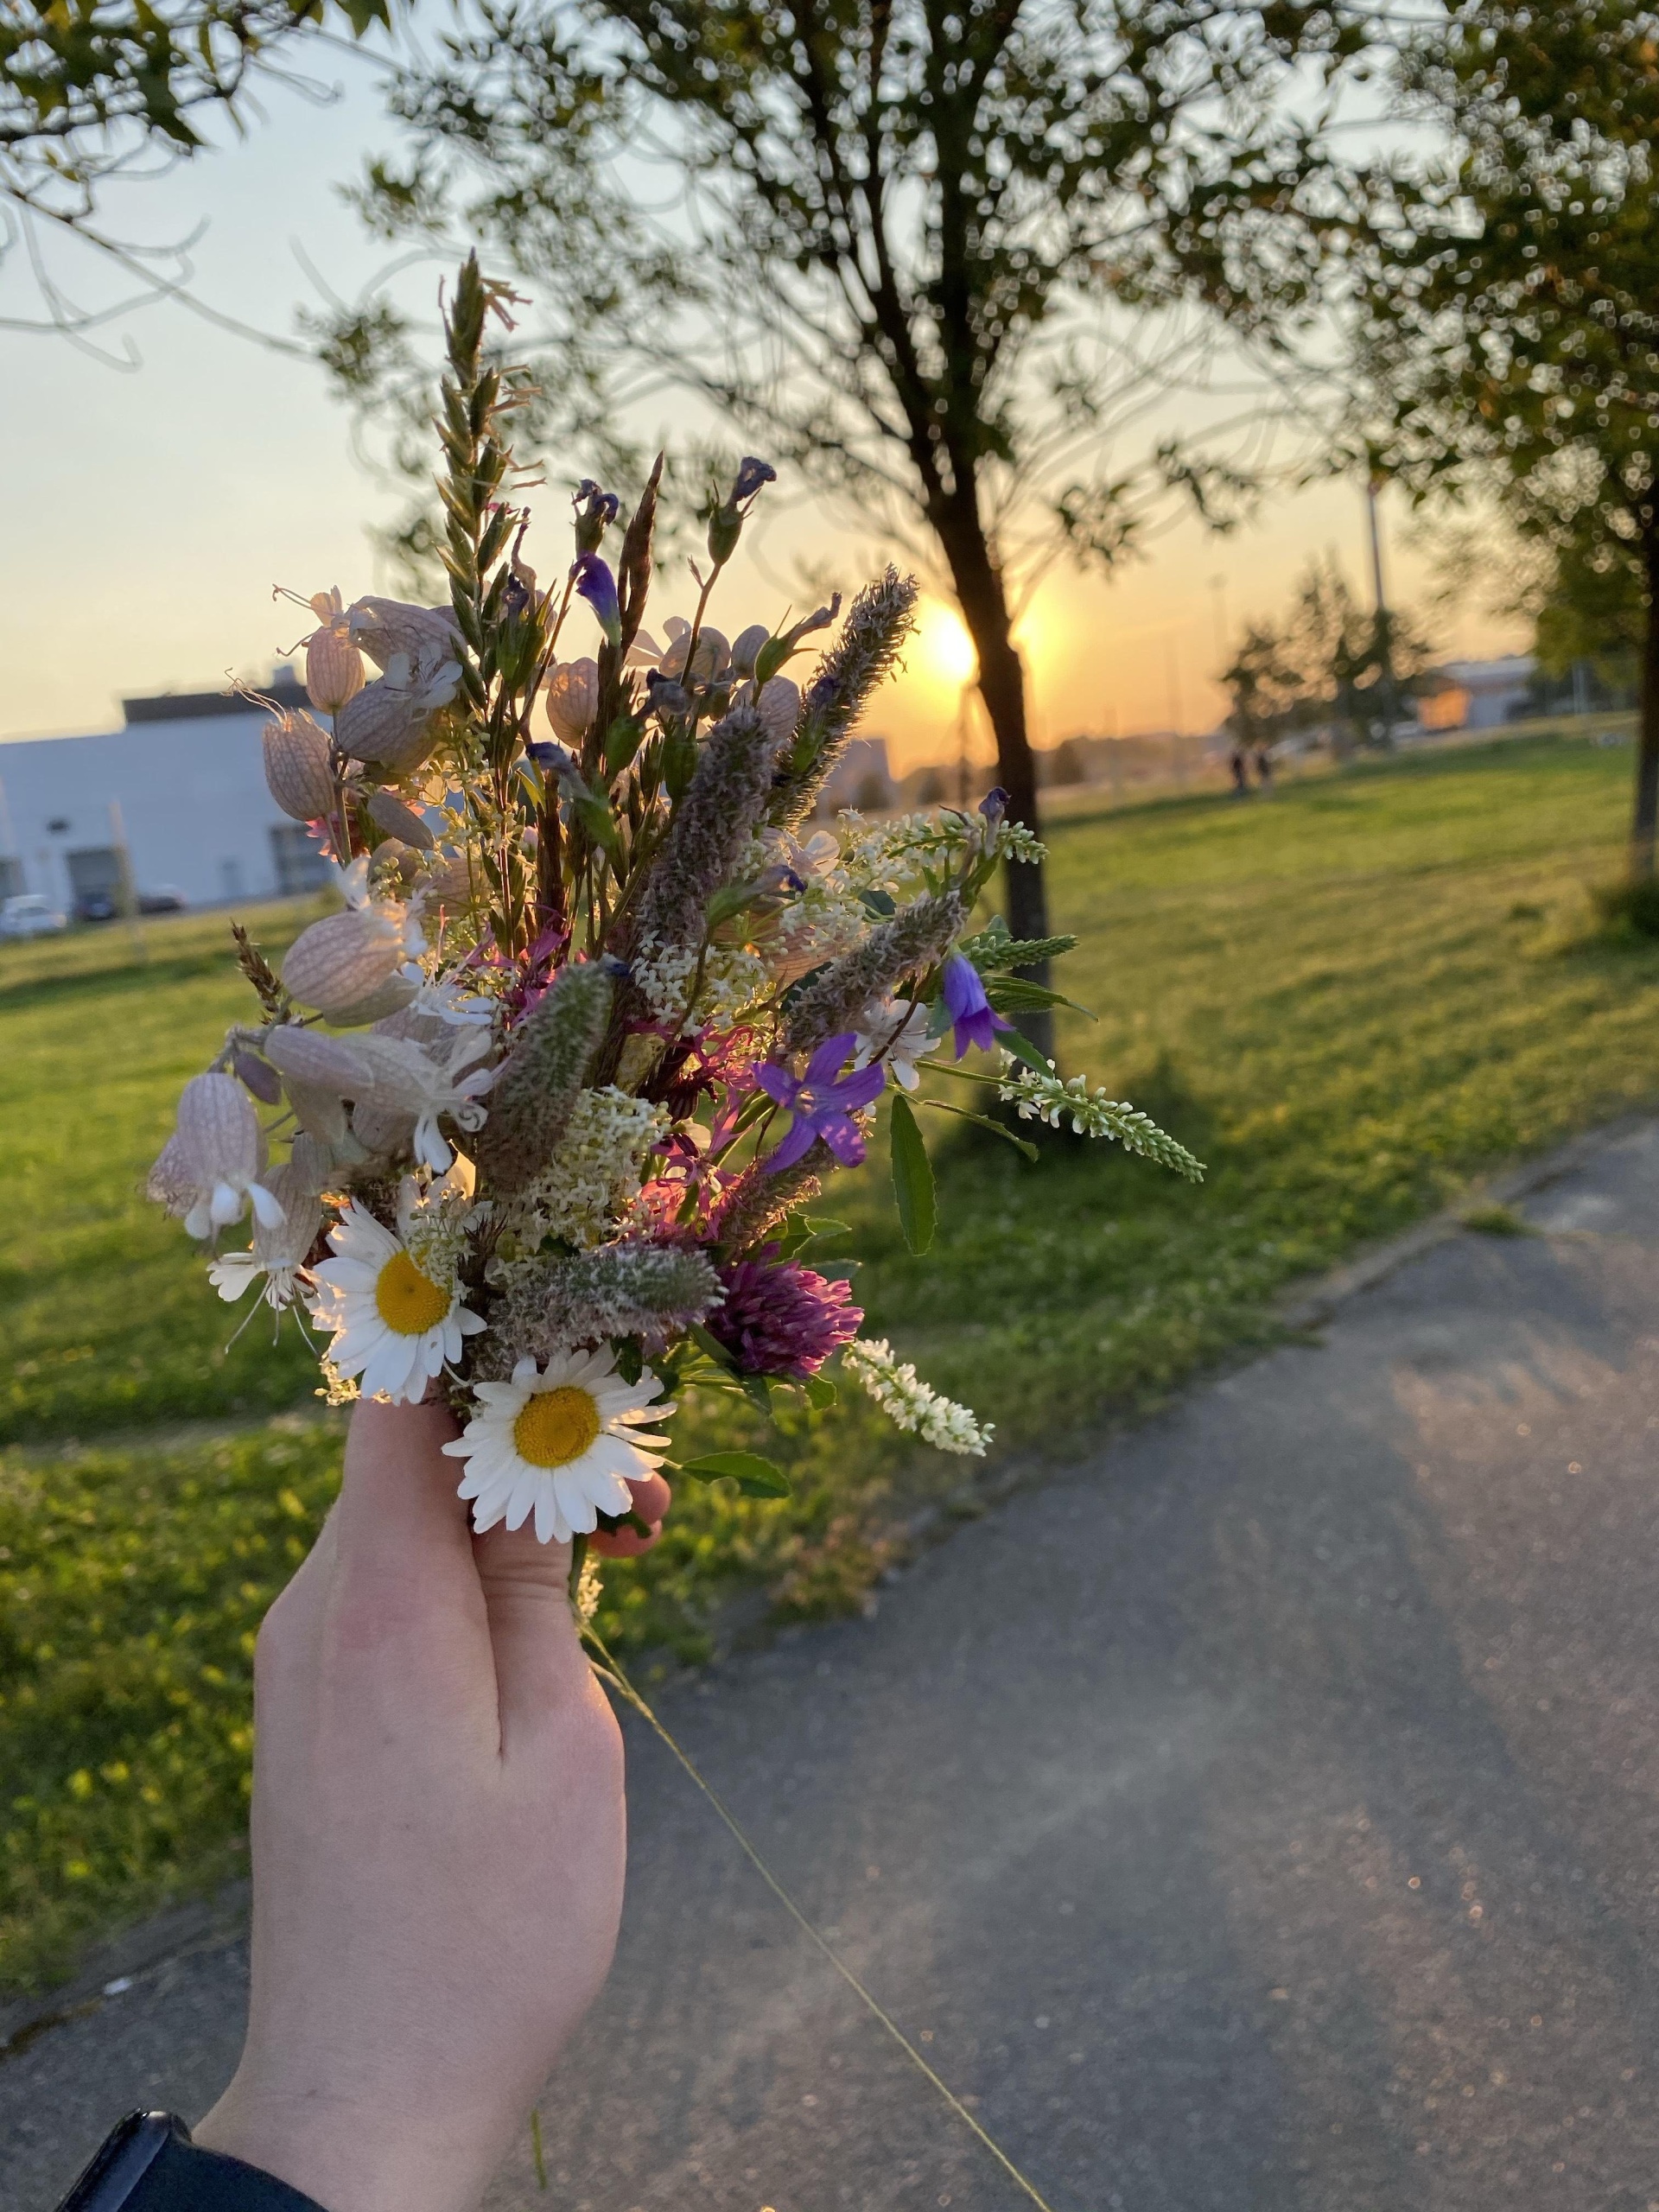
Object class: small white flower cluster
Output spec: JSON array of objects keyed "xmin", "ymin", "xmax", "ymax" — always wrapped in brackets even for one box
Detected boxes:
[
  {"xmin": 837, "ymin": 808, "xmax": 1043, "ymax": 899},
  {"xmin": 995, "ymin": 1053, "xmax": 1205, "ymax": 1181},
  {"xmin": 515, "ymin": 1086, "xmax": 670, "ymax": 1249},
  {"xmin": 842, "ymin": 1336, "xmax": 992, "ymax": 1457},
  {"xmin": 631, "ymin": 937, "xmax": 772, "ymax": 1033}
]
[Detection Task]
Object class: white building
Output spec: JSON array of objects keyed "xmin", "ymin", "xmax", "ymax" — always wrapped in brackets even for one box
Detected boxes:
[
  {"xmin": 0, "ymin": 673, "xmax": 330, "ymax": 915},
  {"xmin": 1420, "ymin": 655, "xmax": 1536, "ymax": 734}
]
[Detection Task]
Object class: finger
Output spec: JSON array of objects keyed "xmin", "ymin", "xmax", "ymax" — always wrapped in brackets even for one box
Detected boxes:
[
  {"xmin": 472, "ymin": 1521, "xmax": 593, "ymax": 1753},
  {"xmin": 326, "ymin": 1396, "xmax": 493, "ymax": 1690},
  {"xmin": 590, "ymin": 1471, "xmax": 672, "ymax": 1558},
  {"xmin": 591, "ymin": 1518, "xmax": 663, "ymax": 1559}
]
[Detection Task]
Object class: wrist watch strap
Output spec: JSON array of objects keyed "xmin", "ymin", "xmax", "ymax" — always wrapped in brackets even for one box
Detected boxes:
[{"xmin": 56, "ymin": 2111, "xmax": 332, "ymax": 2212}]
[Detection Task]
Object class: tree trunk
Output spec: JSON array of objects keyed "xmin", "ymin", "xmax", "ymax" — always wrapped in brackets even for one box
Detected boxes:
[
  {"xmin": 1632, "ymin": 531, "xmax": 1659, "ymax": 880},
  {"xmin": 935, "ymin": 501, "xmax": 1054, "ymax": 1063}
]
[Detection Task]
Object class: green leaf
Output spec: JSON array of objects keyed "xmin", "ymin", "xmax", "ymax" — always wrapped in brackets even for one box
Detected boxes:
[
  {"xmin": 801, "ymin": 1372, "xmax": 839, "ymax": 1411},
  {"xmin": 741, "ymin": 1372, "xmax": 775, "ymax": 1417},
  {"xmin": 984, "ymin": 974, "xmax": 1096, "ymax": 1020},
  {"xmin": 676, "ymin": 1451, "xmax": 793, "ymax": 1498},
  {"xmin": 997, "ymin": 1028, "xmax": 1058, "ymax": 1079},
  {"xmin": 917, "ymin": 1096, "xmax": 1039, "ymax": 1162},
  {"xmin": 889, "ymin": 1091, "xmax": 937, "ymax": 1255},
  {"xmin": 688, "ymin": 1320, "xmax": 735, "ymax": 1370}
]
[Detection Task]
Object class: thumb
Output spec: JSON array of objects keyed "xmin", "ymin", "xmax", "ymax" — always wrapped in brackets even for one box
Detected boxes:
[{"xmin": 472, "ymin": 1517, "xmax": 594, "ymax": 1751}]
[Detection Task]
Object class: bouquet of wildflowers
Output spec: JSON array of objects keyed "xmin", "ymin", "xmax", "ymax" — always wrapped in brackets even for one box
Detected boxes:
[{"xmin": 147, "ymin": 259, "xmax": 1202, "ymax": 1581}]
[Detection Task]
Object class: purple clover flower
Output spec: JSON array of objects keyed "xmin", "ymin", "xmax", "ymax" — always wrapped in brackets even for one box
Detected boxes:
[
  {"xmin": 756, "ymin": 1032, "xmax": 887, "ymax": 1173},
  {"xmin": 942, "ymin": 953, "xmax": 1013, "ymax": 1059},
  {"xmin": 709, "ymin": 1248, "xmax": 861, "ymax": 1377},
  {"xmin": 574, "ymin": 550, "xmax": 621, "ymax": 645}
]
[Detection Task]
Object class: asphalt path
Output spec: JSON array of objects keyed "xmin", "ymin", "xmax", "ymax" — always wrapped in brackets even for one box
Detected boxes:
[{"xmin": 10, "ymin": 1119, "xmax": 1659, "ymax": 2212}]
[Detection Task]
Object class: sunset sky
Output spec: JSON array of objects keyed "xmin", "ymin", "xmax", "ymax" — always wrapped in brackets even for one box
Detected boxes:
[{"xmin": 0, "ymin": 36, "xmax": 1522, "ymax": 775}]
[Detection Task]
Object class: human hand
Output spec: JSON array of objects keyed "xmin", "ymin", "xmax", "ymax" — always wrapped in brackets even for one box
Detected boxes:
[{"xmin": 194, "ymin": 1396, "xmax": 627, "ymax": 2212}]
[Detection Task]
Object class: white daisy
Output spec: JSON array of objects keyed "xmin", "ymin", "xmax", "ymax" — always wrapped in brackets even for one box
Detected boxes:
[
  {"xmin": 442, "ymin": 1347, "xmax": 674, "ymax": 1544},
  {"xmin": 303, "ymin": 1200, "xmax": 483, "ymax": 1403}
]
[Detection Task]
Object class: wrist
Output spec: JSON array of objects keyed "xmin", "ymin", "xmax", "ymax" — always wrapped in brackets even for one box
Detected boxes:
[{"xmin": 194, "ymin": 2076, "xmax": 505, "ymax": 2212}]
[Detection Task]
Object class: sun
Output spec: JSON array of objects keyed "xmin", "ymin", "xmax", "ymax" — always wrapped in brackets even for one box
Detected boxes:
[{"xmin": 918, "ymin": 602, "xmax": 977, "ymax": 689}]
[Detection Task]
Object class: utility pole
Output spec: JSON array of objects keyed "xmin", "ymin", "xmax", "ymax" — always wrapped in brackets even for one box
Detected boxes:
[
  {"xmin": 1366, "ymin": 476, "xmax": 1400, "ymax": 746},
  {"xmin": 108, "ymin": 798, "xmax": 147, "ymax": 964},
  {"xmin": 1165, "ymin": 632, "xmax": 1186, "ymax": 789}
]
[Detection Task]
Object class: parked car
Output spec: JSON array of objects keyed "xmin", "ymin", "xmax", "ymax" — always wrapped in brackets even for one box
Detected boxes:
[
  {"xmin": 137, "ymin": 887, "xmax": 187, "ymax": 913},
  {"xmin": 0, "ymin": 893, "xmax": 67, "ymax": 938},
  {"xmin": 75, "ymin": 892, "xmax": 118, "ymax": 924}
]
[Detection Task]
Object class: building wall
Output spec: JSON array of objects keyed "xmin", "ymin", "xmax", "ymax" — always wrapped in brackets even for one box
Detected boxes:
[{"xmin": 0, "ymin": 709, "xmax": 313, "ymax": 912}]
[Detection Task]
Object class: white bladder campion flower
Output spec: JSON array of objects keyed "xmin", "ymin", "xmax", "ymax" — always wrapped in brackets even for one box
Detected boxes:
[
  {"xmin": 442, "ymin": 1346, "xmax": 673, "ymax": 1543},
  {"xmin": 851, "ymin": 996, "xmax": 933, "ymax": 1091},
  {"xmin": 148, "ymin": 1072, "xmax": 286, "ymax": 1241},
  {"xmin": 304, "ymin": 1199, "xmax": 483, "ymax": 1402},
  {"xmin": 207, "ymin": 1162, "xmax": 323, "ymax": 1309},
  {"xmin": 349, "ymin": 1028, "xmax": 496, "ymax": 1175}
]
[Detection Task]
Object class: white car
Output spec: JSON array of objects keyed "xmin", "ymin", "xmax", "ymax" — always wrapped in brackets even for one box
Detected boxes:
[{"xmin": 0, "ymin": 893, "xmax": 67, "ymax": 939}]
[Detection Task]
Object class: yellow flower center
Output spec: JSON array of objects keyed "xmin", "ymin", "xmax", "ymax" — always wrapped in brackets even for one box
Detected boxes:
[
  {"xmin": 373, "ymin": 1249, "xmax": 452, "ymax": 1336},
  {"xmin": 513, "ymin": 1385, "xmax": 603, "ymax": 1469}
]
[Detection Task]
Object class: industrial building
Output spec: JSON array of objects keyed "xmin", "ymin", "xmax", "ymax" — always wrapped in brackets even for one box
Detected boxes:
[{"xmin": 0, "ymin": 672, "xmax": 331, "ymax": 916}]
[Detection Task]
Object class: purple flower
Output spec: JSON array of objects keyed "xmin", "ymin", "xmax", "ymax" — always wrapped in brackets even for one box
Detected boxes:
[
  {"xmin": 574, "ymin": 550, "xmax": 621, "ymax": 645},
  {"xmin": 979, "ymin": 785, "xmax": 1009, "ymax": 822},
  {"xmin": 756, "ymin": 1032, "xmax": 887, "ymax": 1173},
  {"xmin": 708, "ymin": 1248, "xmax": 861, "ymax": 1377},
  {"xmin": 942, "ymin": 953, "xmax": 1013, "ymax": 1059},
  {"xmin": 733, "ymin": 455, "xmax": 778, "ymax": 505}
]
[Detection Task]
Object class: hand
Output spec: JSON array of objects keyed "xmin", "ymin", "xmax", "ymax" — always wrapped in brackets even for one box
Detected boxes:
[{"xmin": 194, "ymin": 1396, "xmax": 627, "ymax": 2212}]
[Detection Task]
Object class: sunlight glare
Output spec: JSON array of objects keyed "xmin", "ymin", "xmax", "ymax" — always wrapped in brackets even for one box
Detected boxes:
[{"xmin": 919, "ymin": 602, "xmax": 978, "ymax": 689}]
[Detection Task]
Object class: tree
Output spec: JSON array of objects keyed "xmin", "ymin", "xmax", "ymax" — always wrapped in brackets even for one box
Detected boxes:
[
  {"xmin": 327, "ymin": 0, "xmax": 1357, "ymax": 970},
  {"xmin": 1351, "ymin": 0, "xmax": 1659, "ymax": 873},
  {"xmin": 1222, "ymin": 555, "xmax": 1434, "ymax": 752},
  {"xmin": 3, "ymin": 0, "xmax": 392, "ymax": 331}
]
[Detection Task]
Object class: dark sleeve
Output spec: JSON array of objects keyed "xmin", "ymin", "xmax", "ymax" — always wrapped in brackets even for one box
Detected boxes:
[{"xmin": 57, "ymin": 2113, "xmax": 333, "ymax": 2212}]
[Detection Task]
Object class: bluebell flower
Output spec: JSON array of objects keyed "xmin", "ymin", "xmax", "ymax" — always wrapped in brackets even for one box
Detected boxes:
[
  {"xmin": 979, "ymin": 785, "xmax": 1009, "ymax": 822},
  {"xmin": 574, "ymin": 550, "xmax": 622, "ymax": 645},
  {"xmin": 942, "ymin": 953, "xmax": 1013, "ymax": 1059},
  {"xmin": 733, "ymin": 456, "xmax": 778, "ymax": 505}
]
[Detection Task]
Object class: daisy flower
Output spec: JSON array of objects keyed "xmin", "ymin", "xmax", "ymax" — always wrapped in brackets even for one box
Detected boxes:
[
  {"xmin": 304, "ymin": 1200, "xmax": 483, "ymax": 1403},
  {"xmin": 442, "ymin": 1347, "xmax": 674, "ymax": 1543}
]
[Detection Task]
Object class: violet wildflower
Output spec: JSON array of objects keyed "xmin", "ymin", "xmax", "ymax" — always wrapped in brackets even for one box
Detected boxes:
[
  {"xmin": 575, "ymin": 550, "xmax": 622, "ymax": 645},
  {"xmin": 756, "ymin": 1033, "xmax": 887, "ymax": 1172},
  {"xmin": 733, "ymin": 456, "xmax": 778, "ymax": 505},
  {"xmin": 709, "ymin": 1249, "xmax": 861, "ymax": 1377},
  {"xmin": 573, "ymin": 480, "xmax": 620, "ymax": 554},
  {"xmin": 942, "ymin": 954, "xmax": 1013, "ymax": 1059},
  {"xmin": 980, "ymin": 786, "xmax": 1009, "ymax": 822}
]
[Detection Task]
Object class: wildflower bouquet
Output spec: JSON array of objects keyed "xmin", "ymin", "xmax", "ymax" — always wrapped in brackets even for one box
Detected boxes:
[{"xmin": 148, "ymin": 259, "xmax": 1202, "ymax": 1580}]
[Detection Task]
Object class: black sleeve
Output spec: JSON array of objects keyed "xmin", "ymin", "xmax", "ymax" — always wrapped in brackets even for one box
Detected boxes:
[{"xmin": 57, "ymin": 2112, "xmax": 333, "ymax": 2212}]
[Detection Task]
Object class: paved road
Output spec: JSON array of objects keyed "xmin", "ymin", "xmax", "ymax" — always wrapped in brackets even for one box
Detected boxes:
[{"xmin": 10, "ymin": 1121, "xmax": 1659, "ymax": 2212}]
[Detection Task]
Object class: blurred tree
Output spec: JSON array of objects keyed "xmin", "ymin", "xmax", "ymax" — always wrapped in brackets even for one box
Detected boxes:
[
  {"xmin": 1352, "ymin": 0, "xmax": 1659, "ymax": 873},
  {"xmin": 321, "ymin": 0, "xmax": 1361, "ymax": 978},
  {"xmin": 1224, "ymin": 556, "xmax": 1434, "ymax": 753},
  {"xmin": 2, "ymin": 0, "xmax": 394, "ymax": 334}
]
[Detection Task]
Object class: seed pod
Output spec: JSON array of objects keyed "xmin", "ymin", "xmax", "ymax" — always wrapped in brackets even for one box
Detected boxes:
[
  {"xmin": 232, "ymin": 1049, "xmax": 283, "ymax": 1105},
  {"xmin": 322, "ymin": 975, "xmax": 419, "ymax": 1028},
  {"xmin": 352, "ymin": 1098, "xmax": 417, "ymax": 1158},
  {"xmin": 659, "ymin": 626, "xmax": 731, "ymax": 683},
  {"xmin": 756, "ymin": 676, "xmax": 801, "ymax": 745},
  {"xmin": 335, "ymin": 675, "xmax": 452, "ymax": 773},
  {"xmin": 365, "ymin": 789, "xmax": 437, "ymax": 850},
  {"xmin": 731, "ymin": 624, "xmax": 770, "ymax": 678},
  {"xmin": 289, "ymin": 1132, "xmax": 339, "ymax": 1195},
  {"xmin": 251, "ymin": 1162, "xmax": 325, "ymax": 1267},
  {"xmin": 544, "ymin": 658, "xmax": 600, "ymax": 744},
  {"xmin": 421, "ymin": 849, "xmax": 478, "ymax": 912},
  {"xmin": 263, "ymin": 711, "xmax": 337, "ymax": 823},
  {"xmin": 264, "ymin": 1026, "xmax": 373, "ymax": 1096},
  {"xmin": 175, "ymin": 1071, "xmax": 261, "ymax": 1184},
  {"xmin": 283, "ymin": 1079, "xmax": 349, "ymax": 1147},
  {"xmin": 282, "ymin": 907, "xmax": 406, "ymax": 1018},
  {"xmin": 346, "ymin": 597, "xmax": 459, "ymax": 673},
  {"xmin": 305, "ymin": 626, "xmax": 365, "ymax": 715}
]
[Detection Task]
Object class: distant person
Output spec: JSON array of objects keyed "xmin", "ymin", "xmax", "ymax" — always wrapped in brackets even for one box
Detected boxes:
[
  {"xmin": 1254, "ymin": 743, "xmax": 1274, "ymax": 791},
  {"xmin": 1230, "ymin": 742, "xmax": 1251, "ymax": 798}
]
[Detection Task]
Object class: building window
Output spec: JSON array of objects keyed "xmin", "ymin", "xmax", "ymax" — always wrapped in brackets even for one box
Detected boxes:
[
  {"xmin": 66, "ymin": 846, "xmax": 124, "ymax": 920},
  {"xmin": 270, "ymin": 823, "xmax": 332, "ymax": 897},
  {"xmin": 0, "ymin": 857, "xmax": 23, "ymax": 900}
]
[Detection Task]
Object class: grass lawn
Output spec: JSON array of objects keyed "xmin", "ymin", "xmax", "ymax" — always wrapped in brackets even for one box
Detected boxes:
[{"xmin": 4, "ymin": 731, "xmax": 1659, "ymax": 1990}]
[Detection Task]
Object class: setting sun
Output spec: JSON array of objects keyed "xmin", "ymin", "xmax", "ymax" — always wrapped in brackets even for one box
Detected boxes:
[{"xmin": 915, "ymin": 601, "xmax": 978, "ymax": 690}]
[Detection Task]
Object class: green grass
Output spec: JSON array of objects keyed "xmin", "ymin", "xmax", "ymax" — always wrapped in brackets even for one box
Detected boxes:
[{"xmin": 4, "ymin": 733, "xmax": 1659, "ymax": 1992}]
